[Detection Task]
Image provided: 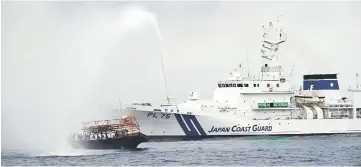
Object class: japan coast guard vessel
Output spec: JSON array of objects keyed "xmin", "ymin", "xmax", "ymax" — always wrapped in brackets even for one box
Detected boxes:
[{"xmin": 123, "ymin": 17, "xmax": 361, "ymax": 140}]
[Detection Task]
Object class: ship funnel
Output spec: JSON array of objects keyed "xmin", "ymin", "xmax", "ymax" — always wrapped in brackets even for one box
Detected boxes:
[
  {"xmin": 302, "ymin": 74, "xmax": 341, "ymax": 103},
  {"xmin": 303, "ymin": 74, "xmax": 339, "ymax": 90}
]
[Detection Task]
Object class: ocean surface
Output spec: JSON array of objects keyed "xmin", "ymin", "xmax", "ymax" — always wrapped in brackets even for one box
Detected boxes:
[{"xmin": 2, "ymin": 134, "xmax": 361, "ymax": 166}]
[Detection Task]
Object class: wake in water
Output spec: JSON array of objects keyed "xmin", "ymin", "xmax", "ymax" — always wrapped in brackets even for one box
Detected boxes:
[{"xmin": 36, "ymin": 149, "xmax": 115, "ymax": 157}]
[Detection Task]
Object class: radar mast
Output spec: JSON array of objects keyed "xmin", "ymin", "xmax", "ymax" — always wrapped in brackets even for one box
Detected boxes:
[
  {"xmin": 261, "ymin": 15, "xmax": 287, "ymax": 66},
  {"xmin": 260, "ymin": 15, "xmax": 288, "ymax": 81}
]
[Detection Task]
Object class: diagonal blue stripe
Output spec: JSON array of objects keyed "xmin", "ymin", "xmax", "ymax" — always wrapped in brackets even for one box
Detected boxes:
[
  {"xmin": 174, "ymin": 114, "xmax": 198, "ymax": 136},
  {"xmin": 181, "ymin": 115, "xmax": 200, "ymax": 136},
  {"xmin": 183, "ymin": 115, "xmax": 207, "ymax": 136}
]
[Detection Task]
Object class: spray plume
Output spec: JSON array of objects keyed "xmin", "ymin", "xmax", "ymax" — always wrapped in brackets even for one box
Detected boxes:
[{"xmin": 2, "ymin": 3, "xmax": 165, "ymax": 156}]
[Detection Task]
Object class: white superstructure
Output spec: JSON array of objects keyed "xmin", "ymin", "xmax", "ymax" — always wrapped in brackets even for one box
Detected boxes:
[{"xmin": 124, "ymin": 17, "xmax": 361, "ymax": 138}]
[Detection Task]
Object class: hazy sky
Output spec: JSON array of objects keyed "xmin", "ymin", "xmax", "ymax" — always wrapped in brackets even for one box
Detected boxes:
[{"xmin": 2, "ymin": 1, "xmax": 361, "ymax": 151}]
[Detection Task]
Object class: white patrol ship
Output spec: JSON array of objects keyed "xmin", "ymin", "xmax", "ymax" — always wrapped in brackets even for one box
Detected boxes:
[{"xmin": 123, "ymin": 17, "xmax": 361, "ymax": 139}]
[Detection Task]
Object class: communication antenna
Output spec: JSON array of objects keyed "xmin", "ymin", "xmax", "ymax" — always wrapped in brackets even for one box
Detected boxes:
[
  {"xmin": 289, "ymin": 56, "xmax": 298, "ymax": 78},
  {"xmin": 118, "ymin": 100, "xmax": 122, "ymax": 111},
  {"xmin": 356, "ymin": 73, "xmax": 359, "ymax": 89},
  {"xmin": 246, "ymin": 40, "xmax": 250, "ymax": 78},
  {"xmin": 289, "ymin": 62, "xmax": 296, "ymax": 78},
  {"xmin": 261, "ymin": 14, "xmax": 287, "ymax": 63}
]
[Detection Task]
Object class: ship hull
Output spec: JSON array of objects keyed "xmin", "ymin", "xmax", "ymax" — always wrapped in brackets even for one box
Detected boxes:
[
  {"xmin": 130, "ymin": 110, "xmax": 361, "ymax": 140},
  {"xmin": 70, "ymin": 133, "xmax": 148, "ymax": 149}
]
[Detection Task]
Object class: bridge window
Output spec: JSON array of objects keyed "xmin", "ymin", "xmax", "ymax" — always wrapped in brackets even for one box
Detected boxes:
[
  {"xmin": 244, "ymin": 84, "xmax": 249, "ymax": 87},
  {"xmin": 267, "ymin": 83, "xmax": 270, "ymax": 87},
  {"xmin": 233, "ymin": 84, "xmax": 236, "ymax": 87},
  {"xmin": 237, "ymin": 84, "xmax": 243, "ymax": 87},
  {"xmin": 253, "ymin": 84, "xmax": 257, "ymax": 87},
  {"xmin": 257, "ymin": 84, "xmax": 260, "ymax": 87},
  {"xmin": 276, "ymin": 83, "xmax": 279, "ymax": 87}
]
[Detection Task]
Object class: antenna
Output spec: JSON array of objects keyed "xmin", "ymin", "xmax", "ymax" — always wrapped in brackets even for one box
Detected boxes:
[
  {"xmin": 289, "ymin": 62, "xmax": 296, "ymax": 78},
  {"xmin": 118, "ymin": 100, "xmax": 122, "ymax": 111},
  {"xmin": 261, "ymin": 14, "xmax": 287, "ymax": 63},
  {"xmin": 246, "ymin": 40, "xmax": 250, "ymax": 78},
  {"xmin": 356, "ymin": 73, "xmax": 359, "ymax": 89},
  {"xmin": 289, "ymin": 56, "xmax": 298, "ymax": 78}
]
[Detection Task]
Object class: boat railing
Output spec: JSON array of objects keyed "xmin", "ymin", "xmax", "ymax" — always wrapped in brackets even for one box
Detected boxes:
[
  {"xmin": 321, "ymin": 98, "xmax": 353, "ymax": 108},
  {"xmin": 78, "ymin": 116, "xmax": 141, "ymax": 139},
  {"xmin": 261, "ymin": 86, "xmax": 295, "ymax": 93},
  {"xmin": 132, "ymin": 102, "xmax": 152, "ymax": 106}
]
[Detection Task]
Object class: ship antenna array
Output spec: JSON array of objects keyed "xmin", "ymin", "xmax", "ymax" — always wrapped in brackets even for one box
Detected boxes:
[{"xmin": 260, "ymin": 15, "xmax": 287, "ymax": 62}]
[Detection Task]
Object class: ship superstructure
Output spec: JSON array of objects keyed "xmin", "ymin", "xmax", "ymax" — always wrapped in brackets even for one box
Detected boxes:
[{"xmin": 123, "ymin": 16, "xmax": 361, "ymax": 139}]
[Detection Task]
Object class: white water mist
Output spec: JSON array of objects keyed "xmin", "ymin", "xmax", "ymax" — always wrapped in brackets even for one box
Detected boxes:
[
  {"xmin": 2, "ymin": 3, "xmax": 166, "ymax": 156},
  {"xmin": 115, "ymin": 5, "xmax": 169, "ymax": 101}
]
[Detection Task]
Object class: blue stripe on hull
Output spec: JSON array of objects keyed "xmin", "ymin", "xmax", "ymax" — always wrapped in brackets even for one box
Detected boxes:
[
  {"xmin": 174, "ymin": 114, "xmax": 198, "ymax": 136},
  {"xmin": 183, "ymin": 115, "xmax": 207, "ymax": 136},
  {"xmin": 174, "ymin": 114, "xmax": 207, "ymax": 136}
]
